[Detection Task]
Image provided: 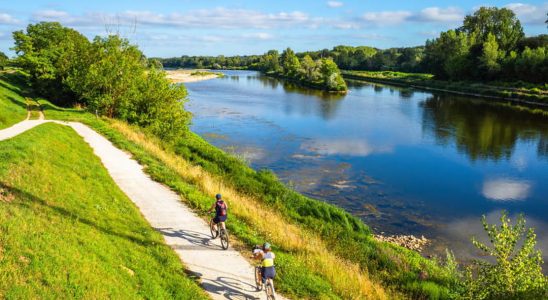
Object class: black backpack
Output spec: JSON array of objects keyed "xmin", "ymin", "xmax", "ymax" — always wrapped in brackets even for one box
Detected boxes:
[{"xmin": 215, "ymin": 200, "xmax": 227, "ymax": 216}]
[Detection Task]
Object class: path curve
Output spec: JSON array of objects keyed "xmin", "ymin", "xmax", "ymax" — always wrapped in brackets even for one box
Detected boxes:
[{"xmin": 0, "ymin": 120, "xmax": 287, "ymax": 300}]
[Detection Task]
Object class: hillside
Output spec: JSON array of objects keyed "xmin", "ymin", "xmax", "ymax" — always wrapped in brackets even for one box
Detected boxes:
[{"xmin": 0, "ymin": 121, "xmax": 207, "ymax": 299}]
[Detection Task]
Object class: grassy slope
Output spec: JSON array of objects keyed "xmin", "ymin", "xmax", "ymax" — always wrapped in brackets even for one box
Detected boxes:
[
  {"xmin": 0, "ymin": 72, "xmax": 28, "ymax": 128},
  {"xmin": 342, "ymin": 70, "xmax": 548, "ymax": 104},
  {"xmin": 0, "ymin": 123, "xmax": 208, "ymax": 299},
  {"xmin": 38, "ymin": 100, "xmax": 458, "ymax": 299}
]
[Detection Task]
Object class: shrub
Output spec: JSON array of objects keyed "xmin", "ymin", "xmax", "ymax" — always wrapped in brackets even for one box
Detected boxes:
[{"xmin": 463, "ymin": 211, "xmax": 547, "ymax": 299}]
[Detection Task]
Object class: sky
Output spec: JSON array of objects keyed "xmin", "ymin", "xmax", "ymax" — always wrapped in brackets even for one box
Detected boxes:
[{"xmin": 0, "ymin": 1, "xmax": 546, "ymax": 57}]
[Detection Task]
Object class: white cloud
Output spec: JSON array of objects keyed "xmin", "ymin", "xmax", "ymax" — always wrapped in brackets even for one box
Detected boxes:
[
  {"xmin": 505, "ymin": 3, "xmax": 548, "ymax": 25},
  {"xmin": 482, "ymin": 178, "xmax": 532, "ymax": 201},
  {"xmin": 31, "ymin": 8, "xmax": 316, "ymax": 30},
  {"xmin": 414, "ymin": 7, "xmax": 463, "ymax": 22},
  {"xmin": 327, "ymin": 1, "xmax": 344, "ymax": 8},
  {"xmin": 242, "ymin": 32, "xmax": 273, "ymax": 40},
  {"xmin": 362, "ymin": 6, "xmax": 465, "ymax": 26},
  {"xmin": 0, "ymin": 12, "xmax": 19, "ymax": 24},
  {"xmin": 362, "ymin": 11, "xmax": 413, "ymax": 25}
]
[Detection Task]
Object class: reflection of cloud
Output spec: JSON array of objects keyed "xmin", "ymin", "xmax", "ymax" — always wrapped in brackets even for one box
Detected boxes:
[
  {"xmin": 482, "ymin": 178, "xmax": 531, "ymax": 201},
  {"xmin": 301, "ymin": 139, "xmax": 392, "ymax": 157},
  {"xmin": 511, "ymin": 155, "xmax": 528, "ymax": 172}
]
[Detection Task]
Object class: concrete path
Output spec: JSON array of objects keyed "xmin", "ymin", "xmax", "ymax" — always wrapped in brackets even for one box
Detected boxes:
[{"xmin": 0, "ymin": 120, "xmax": 286, "ymax": 300}]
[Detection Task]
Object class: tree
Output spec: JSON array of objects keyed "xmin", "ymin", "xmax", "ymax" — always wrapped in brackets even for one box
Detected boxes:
[
  {"xmin": 480, "ymin": 33, "xmax": 501, "ymax": 78},
  {"xmin": 464, "ymin": 212, "xmax": 547, "ymax": 299},
  {"xmin": 299, "ymin": 55, "xmax": 320, "ymax": 82},
  {"xmin": 320, "ymin": 58, "xmax": 347, "ymax": 91},
  {"xmin": 0, "ymin": 51, "xmax": 8, "ymax": 70},
  {"xmin": 460, "ymin": 7, "xmax": 524, "ymax": 52},
  {"xmin": 280, "ymin": 47, "xmax": 301, "ymax": 77},
  {"xmin": 12, "ymin": 22, "xmax": 91, "ymax": 104}
]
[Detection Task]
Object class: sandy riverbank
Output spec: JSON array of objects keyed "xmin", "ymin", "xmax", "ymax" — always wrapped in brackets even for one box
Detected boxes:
[{"xmin": 165, "ymin": 69, "xmax": 220, "ymax": 83}]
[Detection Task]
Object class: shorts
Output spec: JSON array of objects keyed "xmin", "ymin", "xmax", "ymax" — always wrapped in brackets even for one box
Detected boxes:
[
  {"xmin": 213, "ymin": 215, "xmax": 227, "ymax": 224},
  {"xmin": 261, "ymin": 266, "xmax": 276, "ymax": 281}
]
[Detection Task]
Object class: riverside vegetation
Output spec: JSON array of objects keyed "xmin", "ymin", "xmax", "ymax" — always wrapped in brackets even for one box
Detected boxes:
[{"xmin": 2, "ymin": 19, "xmax": 547, "ymax": 299}]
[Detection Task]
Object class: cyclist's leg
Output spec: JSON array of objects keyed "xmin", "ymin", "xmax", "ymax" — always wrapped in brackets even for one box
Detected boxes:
[{"xmin": 212, "ymin": 216, "xmax": 219, "ymax": 231}]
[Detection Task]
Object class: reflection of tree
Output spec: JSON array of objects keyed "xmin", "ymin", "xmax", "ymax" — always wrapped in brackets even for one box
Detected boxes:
[
  {"xmin": 421, "ymin": 95, "xmax": 548, "ymax": 161},
  {"xmin": 252, "ymin": 74, "xmax": 344, "ymax": 120},
  {"xmin": 399, "ymin": 89, "xmax": 414, "ymax": 99}
]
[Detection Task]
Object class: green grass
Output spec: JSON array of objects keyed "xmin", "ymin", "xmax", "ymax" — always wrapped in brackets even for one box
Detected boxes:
[
  {"xmin": 0, "ymin": 72, "xmax": 28, "ymax": 128},
  {"xmin": 342, "ymin": 70, "xmax": 548, "ymax": 104},
  {"xmin": 0, "ymin": 123, "xmax": 208, "ymax": 299}
]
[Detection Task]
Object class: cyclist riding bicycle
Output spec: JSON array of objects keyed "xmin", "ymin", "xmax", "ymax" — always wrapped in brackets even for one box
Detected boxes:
[
  {"xmin": 207, "ymin": 194, "xmax": 228, "ymax": 235},
  {"xmin": 253, "ymin": 242, "xmax": 276, "ymax": 283}
]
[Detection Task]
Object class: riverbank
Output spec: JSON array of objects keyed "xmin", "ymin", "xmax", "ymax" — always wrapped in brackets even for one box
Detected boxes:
[
  {"xmin": 165, "ymin": 69, "xmax": 222, "ymax": 83},
  {"xmin": 342, "ymin": 70, "xmax": 548, "ymax": 106}
]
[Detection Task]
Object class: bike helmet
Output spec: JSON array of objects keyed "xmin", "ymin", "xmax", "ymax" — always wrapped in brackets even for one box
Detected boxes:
[
  {"xmin": 216, "ymin": 193, "xmax": 222, "ymax": 199},
  {"xmin": 263, "ymin": 242, "xmax": 271, "ymax": 250}
]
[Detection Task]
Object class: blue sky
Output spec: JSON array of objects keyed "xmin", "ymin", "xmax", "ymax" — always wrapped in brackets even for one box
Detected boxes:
[{"xmin": 0, "ymin": 1, "xmax": 546, "ymax": 57}]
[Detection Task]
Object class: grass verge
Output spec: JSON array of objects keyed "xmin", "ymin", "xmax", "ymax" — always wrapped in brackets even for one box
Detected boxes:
[
  {"xmin": 0, "ymin": 123, "xmax": 208, "ymax": 299},
  {"xmin": 342, "ymin": 70, "xmax": 548, "ymax": 105},
  {"xmin": 0, "ymin": 72, "xmax": 28, "ymax": 128}
]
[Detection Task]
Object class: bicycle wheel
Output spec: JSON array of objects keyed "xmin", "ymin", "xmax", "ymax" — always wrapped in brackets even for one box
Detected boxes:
[
  {"xmin": 220, "ymin": 228, "xmax": 229, "ymax": 250},
  {"xmin": 209, "ymin": 219, "xmax": 218, "ymax": 239},
  {"xmin": 254, "ymin": 266, "xmax": 263, "ymax": 291},
  {"xmin": 265, "ymin": 279, "xmax": 276, "ymax": 300}
]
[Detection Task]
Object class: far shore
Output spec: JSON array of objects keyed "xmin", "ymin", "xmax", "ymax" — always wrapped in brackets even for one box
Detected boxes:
[{"xmin": 165, "ymin": 69, "xmax": 221, "ymax": 83}]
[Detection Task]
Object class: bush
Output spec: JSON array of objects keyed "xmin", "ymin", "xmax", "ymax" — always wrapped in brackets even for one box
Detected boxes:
[{"xmin": 464, "ymin": 211, "xmax": 547, "ymax": 299}]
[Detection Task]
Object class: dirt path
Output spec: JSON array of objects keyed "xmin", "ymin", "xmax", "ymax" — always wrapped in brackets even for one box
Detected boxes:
[{"xmin": 0, "ymin": 120, "xmax": 287, "ymax": 300}]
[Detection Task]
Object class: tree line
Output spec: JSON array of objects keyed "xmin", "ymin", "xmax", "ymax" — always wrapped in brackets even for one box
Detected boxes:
[
  {"xmin": 423, "ymin": 7, "xmax": 547, "ymax": 83},
  {"xmin": 159, "ymin": 7, "xmax": 546, "ymax": 84},
  {"xmin": 11, "ymin": 22, "xmax": 190, "ymax": 141}
]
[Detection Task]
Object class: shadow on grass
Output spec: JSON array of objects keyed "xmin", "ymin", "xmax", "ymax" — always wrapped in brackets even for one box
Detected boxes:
[{"xmin": 0, "ymin": 182, "xmax": 156, "ymax": 247}]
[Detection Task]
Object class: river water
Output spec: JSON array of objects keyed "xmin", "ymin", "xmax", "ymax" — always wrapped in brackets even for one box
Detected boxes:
[{"xmin": 185, "ymin": 70, "xmax": 548, "ymax": 263}]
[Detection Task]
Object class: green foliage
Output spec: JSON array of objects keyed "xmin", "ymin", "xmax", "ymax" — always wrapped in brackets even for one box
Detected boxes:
[
  {"xmin": 258, "ymin": 47, "xmax": 347, "ymax": 92},
  {"xmin": 11, "ymin": 22, "xmax": 190, "ymax": 142},
  {"xmin": 480, "ymin": 33, "xmax": 501, "ymax": 77},
  {"xmin": 0, "ymin": 51, "xmax": 8, "ymax": 70},
  {"xmin": 424, "ymin": 7, "xmax": 546, "ymax": 83},
  {"xmin": 0, "ymin": 123, "xmax": 207, "ymax": 299},
  {"xmin": 460, "ymin": 7, "xmax": 524, "ymax": 52},
  {"xmin": 464, "ymin": 212, "xmax": 548, "ymax": 299}
]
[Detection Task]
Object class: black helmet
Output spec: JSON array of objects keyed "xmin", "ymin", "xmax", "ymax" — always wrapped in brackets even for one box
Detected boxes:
[{"xmin": 216, "ymin": 194, "xmax": 222, "ymax": 200}]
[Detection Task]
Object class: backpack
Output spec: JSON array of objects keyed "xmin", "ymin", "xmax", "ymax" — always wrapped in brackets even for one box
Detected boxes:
[{"xmin": 216, "ymin": 200, "xmax": 227, "ymax": 216}]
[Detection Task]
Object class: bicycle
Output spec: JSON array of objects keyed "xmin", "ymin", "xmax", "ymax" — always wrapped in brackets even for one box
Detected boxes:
[
  {"xmin": 254, "ymin": 264, "xmax": 276, "ymax": 299},
  {"xmin": 209, "ymin": 215, "xmax": 229, "ymax": 250}
]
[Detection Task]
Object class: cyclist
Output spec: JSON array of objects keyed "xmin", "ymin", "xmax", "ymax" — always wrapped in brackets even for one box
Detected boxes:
[
  {"xmin": 252, "ymin": 242, "xmax": 276, "ymax": 284},
  {"xmin": 207, "ymin": 194, "xmax": 228, "ymax": 236}
]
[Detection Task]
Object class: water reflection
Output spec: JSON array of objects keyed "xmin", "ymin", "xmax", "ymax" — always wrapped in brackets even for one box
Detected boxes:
[
  {"xmin": 421, "ymin": 95, "xmax": 548, "ymax": 161},
  {"xmin": 301, "ymin": 139, "xmax": 392, "ymax": 157},
  {"xmin": 482, "ymin": 178, "xmax": 532, "ymax": 201}
]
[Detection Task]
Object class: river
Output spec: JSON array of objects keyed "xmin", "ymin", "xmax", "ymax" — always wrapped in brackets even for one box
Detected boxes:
[{"xmin": 185, "ymin": 70, "xmax": 548, "ymax": 264}]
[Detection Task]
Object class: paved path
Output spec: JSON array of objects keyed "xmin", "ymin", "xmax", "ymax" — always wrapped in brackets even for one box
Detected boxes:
[{"xmin": 0, "ymin": 119, "xmax": 286, "ymax": 300}]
